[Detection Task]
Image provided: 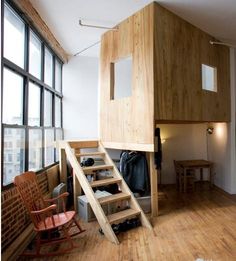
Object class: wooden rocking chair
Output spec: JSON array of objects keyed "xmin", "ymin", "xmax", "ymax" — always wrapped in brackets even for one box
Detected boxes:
[{"xmin": 14, "ymin": 171, "xmax": 85, "ymax": 257}]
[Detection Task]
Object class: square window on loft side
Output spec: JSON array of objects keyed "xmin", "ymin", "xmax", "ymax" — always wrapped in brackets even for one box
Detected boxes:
[
  {"xmin": 202, "ymin": 64, "xmax": 217, "ymax": 92},
  {"xmin": 110, "ymin": 56, "xmax": 132, "ymax": 100}
]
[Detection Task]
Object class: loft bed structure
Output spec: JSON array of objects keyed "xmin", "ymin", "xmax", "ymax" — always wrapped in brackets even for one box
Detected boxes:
[
  {"xmin": 58, "ymin": 1, "xmax": 230, "ymax": 245},
  {"xmin": 99, "ymin": 2, "xmax": 230, "ymax": 216}
]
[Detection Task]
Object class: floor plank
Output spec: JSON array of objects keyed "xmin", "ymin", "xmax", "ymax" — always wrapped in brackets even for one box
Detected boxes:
[{"xmin": 20, "ymin": 184, "xmax": 236, "ymax": 261}]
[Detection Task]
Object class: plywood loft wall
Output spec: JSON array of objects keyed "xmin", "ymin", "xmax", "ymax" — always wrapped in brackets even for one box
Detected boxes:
[
  {"xmin": 153, "ymin": 4, "xmax": 230, "ymax": 123},
  {"xmin": 100, "ymin": 2, "xmax": 230, "ymax": 152},
  {"xmin": 100, "ymin": 4, "xmax": 155, "ymax": 152}
]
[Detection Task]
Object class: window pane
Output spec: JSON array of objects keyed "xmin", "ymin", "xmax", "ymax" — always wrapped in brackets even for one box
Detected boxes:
[
  {"xmin": 28, "ymin": 82, "xmax": 41, "ymax": 126},
  {"xmin": 55, "ymin": 96, "xmax": 62, "ymax": 127},
  {"xmin": 45, "ymin": 128, "xmax": 54, "ymax": 166},
  {"xmin": 44, "ymin": 90, "xmax": 52, "ymax": 126},
  {"xmin": 112, "ymin": 56, "xmax": 132, "ymax": 100},
  {"xmin": 29, "ymin": 129, "xmax": 42, "ymax": 171},
  {"xmin": 4, "ymin": 3, "xmax": 25, "ymax": 68},
  {"xmin": 202, "ymin": 64, "xmax": 217, "ymax": 92},
  {"xmin": 55, "ymin": 60, "xmax": 62, "ymax": 93},
  {"xmin": 29, "ymin": 30, "xmax": 41, "ymax": 79},
  {"xmin": 3, "ymin": 128, "xmax": 25, "ymax": 186},
  {"xmin": 55, "ymin": 128, "xmax": 63, "ymax": 161},
  {"xmin": 44, "ymin": 48, "xmax": 53, "ymax": 87},
  {"xmin": 3, "ymin": 68, "xmax": 24, "ymax": 124}
]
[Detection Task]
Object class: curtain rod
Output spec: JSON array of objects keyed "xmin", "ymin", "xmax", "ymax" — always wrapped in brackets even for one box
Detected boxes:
[
  {"xmin": 210, "ymin": 41, "xmax": 236, "ymax": 48},
  {"xmin": 79, "ymin": 19, "xmax": 118, "ymax": 31}
]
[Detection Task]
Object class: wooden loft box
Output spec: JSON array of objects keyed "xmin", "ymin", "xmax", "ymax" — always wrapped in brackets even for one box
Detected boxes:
[{"xmin": 100, "ymin": 2, "xmax": 230, "ymax": 152}]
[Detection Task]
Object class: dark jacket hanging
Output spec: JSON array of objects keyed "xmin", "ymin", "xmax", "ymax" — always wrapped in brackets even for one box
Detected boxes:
[{"xmin": 119, "ymin": 151, "xmax": 150, "ymax": 196}]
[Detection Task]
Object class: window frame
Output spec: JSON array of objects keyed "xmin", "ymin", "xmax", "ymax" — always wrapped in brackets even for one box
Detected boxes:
[
  {"xmin": 1, "ymin": 0, "xmax": 64, "ymax": 189},
  {"xmin": 29, "ymin": 29, "xmax": 42, "ymax": 80},
  {"xmin": 3, "ymin": 2, "xmax": 26, "ymax": 69},
  {"xmin": 201, "ymin": 63, "xmax": 217, "ymax": 92}
]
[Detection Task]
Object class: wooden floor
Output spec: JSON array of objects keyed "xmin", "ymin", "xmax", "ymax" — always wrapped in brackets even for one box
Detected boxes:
[{"xmin": 23, "ymin": 184, "xmax": 236, "ymax": 261}]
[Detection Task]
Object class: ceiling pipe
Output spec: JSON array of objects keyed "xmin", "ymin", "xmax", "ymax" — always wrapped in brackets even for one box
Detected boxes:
[
  {"xmin": 210, "ymin": 40, "xmax": 236, "ymax": 48},
  {"xmin": 72, "ymin": 20, "xmax": 118, "ymax": 57},
  {"xmin": 79, "ymin": 19, "xmax": 118, "ymax": 31},
  {"xmin": 73, "ymin": 40, "xmax": 100, "ymax": 57}
]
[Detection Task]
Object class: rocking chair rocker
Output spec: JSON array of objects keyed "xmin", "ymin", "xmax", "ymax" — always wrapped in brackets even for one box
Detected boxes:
[{"xmin": 14, "ymin": 171, "xmax": 85, "ymax": 257}]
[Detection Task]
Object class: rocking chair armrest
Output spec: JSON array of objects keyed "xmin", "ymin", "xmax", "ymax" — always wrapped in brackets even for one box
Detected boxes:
[
  {"xmin": 44, "ymin": 192, "xmax": 69, "ymax": 203},
  {"xmin": 31, "ymin": 204, "xmax": 57, "ymax": 215}
]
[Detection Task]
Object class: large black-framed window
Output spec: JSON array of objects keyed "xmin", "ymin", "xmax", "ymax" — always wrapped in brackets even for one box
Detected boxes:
[{"xmin": 1, "ymin": 0, "xmax": 64, "ymax": 188}]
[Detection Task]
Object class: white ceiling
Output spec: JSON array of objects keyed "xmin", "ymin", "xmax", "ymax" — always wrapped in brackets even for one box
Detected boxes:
[{"xmin": 29, "ymin": 0, "xmax": 236, "ymax": 58}]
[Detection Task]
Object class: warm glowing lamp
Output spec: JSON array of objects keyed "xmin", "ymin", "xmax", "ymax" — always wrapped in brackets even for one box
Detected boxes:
[{"xmin": 206, "ymin": 127, "xmax": 214, "ymax": 134}]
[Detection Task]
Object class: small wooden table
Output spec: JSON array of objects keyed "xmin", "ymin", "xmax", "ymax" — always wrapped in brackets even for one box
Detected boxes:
[{"xmin": 176, "ymin": 160, "xmax": 214, "ymax": 193}]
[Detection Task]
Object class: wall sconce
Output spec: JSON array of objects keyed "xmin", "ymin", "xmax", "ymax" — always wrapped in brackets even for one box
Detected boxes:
[
  {"xmin": 206, "ymin": 127, "xmax": 214, "ymax": 134},
  {"xmin": 161, "ymin": 139, "xmax": 166, "ymax": 144}
]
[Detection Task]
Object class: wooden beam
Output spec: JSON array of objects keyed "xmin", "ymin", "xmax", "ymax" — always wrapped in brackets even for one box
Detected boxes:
[
  {"xmin": 73, "ymin": 170, "xmax": 81, "ymax": 213},
  {"xmin": 102, "ymin": 141, "xmax": 155, "ymax": 152},
  {"xmin": 147, "ymin": 152, "xmax": 158, "ymax": 217},
  {"xmin": 73, "ymin": 149, "xmax": 81, "ymax": 212},
  {"xmin": 12, "ymin": 0, "xmax": 68, "ymax": 63},
  {"xmin": 59, "ymin": 148, "xmax": 67, "ymax": 185},
  {"xmin": 68, "ymin": 140, "xmax": 99, "ymax": 149}
]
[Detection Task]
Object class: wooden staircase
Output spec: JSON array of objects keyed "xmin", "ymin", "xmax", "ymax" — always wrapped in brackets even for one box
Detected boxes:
[{"xmin": 59, "ymin": 140, "xmax": 152, "ymax": 244}]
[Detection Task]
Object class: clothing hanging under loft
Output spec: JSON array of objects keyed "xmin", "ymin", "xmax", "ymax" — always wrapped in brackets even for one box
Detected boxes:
[
  {"xmin": 155, "ymin": 128, "xmax": 162, "ymax": 170},
  {"xmin": 119, "ymin": 151, "xmax": 150, "ymax": 196}
]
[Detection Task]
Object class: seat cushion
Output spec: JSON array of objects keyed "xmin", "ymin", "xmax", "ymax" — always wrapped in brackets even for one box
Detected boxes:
[{"xmin": 36, "ymin": 211, "xmax": 76, "ymax": 231}]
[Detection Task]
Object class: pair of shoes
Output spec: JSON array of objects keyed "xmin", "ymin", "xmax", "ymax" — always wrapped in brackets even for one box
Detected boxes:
[
  {"xmin": 99, "ymin": 218, "xmax": 141, "ymax": 236},
  {"xmin": 112, "ymin": 218, "xmax": 141, "ymax": 233},
  {"xmin": 126, "ymin": 218, "xmax": 141, "ymax": 229}
]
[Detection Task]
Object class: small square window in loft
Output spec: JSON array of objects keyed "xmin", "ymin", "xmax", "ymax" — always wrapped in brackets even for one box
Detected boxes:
[
  {"xmin": 111, "ymin": 56, "xmax": 132, "ymax": 100},
  {"xmin": 202, "ymin": 64, "xmax": 217, "ymax": 92}
]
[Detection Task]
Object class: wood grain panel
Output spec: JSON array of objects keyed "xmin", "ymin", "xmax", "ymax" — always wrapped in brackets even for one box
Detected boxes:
[
  {"xmin": 100, "ymin": 2, "xmax": 230, "ymax": 152},
  {"xmin": 100, "ymin": 3, "xmax": 155, "ymax": 151},
  {"xmin": 154, "ymin": 3, "xmax": 230, "ymax": 122}
]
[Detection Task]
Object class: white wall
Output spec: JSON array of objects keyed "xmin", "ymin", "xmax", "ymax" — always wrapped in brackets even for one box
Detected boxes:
[
  {"xmin": 157, "ymin": 124, "xmax": 207, "ymax": 184},
  {"xmin": 63, "ymin": 56, "xmax": 99, "ymax": 140},
  {"xmin": 208, "ymin": 48, "xmax": 236, "ymax": 194},
  {"xmin": 208, "ymin": 123, "xmax": 232, "ymax": 192},
  {"xmin": 232, "ymin": 49, "xmax": 236, "ymax": 193}
]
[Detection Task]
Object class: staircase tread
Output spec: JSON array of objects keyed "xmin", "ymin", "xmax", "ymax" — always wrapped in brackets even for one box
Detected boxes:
[
  {"xmin": 83, "ymin": 164, "xmax": 113, "ymax": 172},
  {"xmin": 76, "ymin": 152, "xmax": 105, "ymax": 157},
  {"xmin": 107, "ymin": 208, "xmax": 141, "ymax": 224},
  {"xmin": 98, "ymin": 192, "xmax": 130, "ymax": 205},
  {"xmin": 90, "ymin": 177, "xmax": 121, "ymax": 187}
]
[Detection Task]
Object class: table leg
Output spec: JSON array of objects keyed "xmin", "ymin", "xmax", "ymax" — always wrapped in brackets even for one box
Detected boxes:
[
  {"xmin": 184, "ymin": 168, "xmax": 187, "ymax": 193},
  {"xmin": 200, "ymin": 168, "xmax": 203, "ymax": 181},
  {"xmin": 209, "ymin": 166, "xmax": 213, "ymax": 189}
]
